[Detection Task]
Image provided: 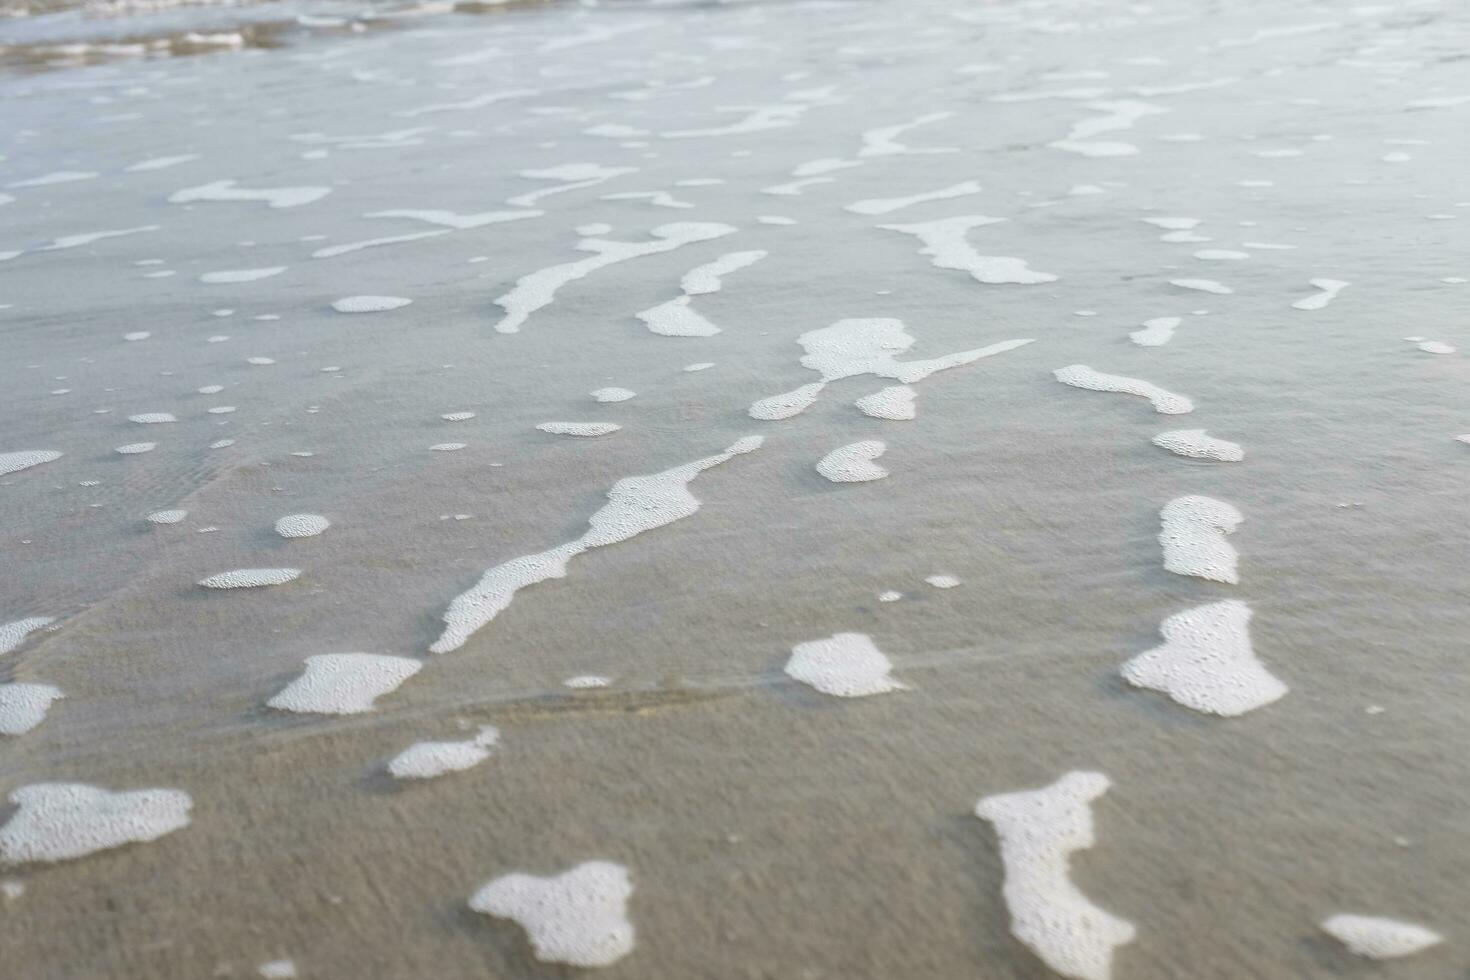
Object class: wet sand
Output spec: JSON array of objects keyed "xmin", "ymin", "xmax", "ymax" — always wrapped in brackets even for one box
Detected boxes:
[{"xmin": 3, "ymin": 0, "xmax": 1470, "ymax": 976}]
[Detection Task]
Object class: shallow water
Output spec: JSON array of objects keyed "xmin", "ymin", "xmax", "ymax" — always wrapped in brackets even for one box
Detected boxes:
[{"xmin": 2, "ymin": 0, "xmax": 1470, "ymax": 977}]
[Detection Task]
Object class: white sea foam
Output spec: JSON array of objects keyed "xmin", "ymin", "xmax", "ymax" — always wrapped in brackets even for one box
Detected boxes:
[
  {"xmin": 880, "ymin": 216, "xmax": 1057, "ymax": 284},
  {"xmin": 1052, "ymin": 100, "xmax": 1167, "ymax": 156},
  {"xmin": 637, "ymin": 296, "xmax": 721, "ymax": 337},
  {"xmin": 115, "ymin": 442, "xmax": 157, "ymax": 455},
  {"xmin": 275, "ymin": 514, "xmax": 330, "ymax": 538},
  {"xmin": 751, "ymin": 319, "xmax": 1031, "ymax": 420},
  {"xmin": 816, "ymin": 441, "xmax": 888, "ymax": 483},
  {"xmin": 1151, "ymin": 430, "xmax": 1243, "ymax": 461},
  {"xmin": 257, "ymin": 960, "xmax": 297, "ymax": 979},
  {"xmin": 1169, "ymin": 278, "xmax": 1231, "ymax": 294},
  {"xmin": 388, "ymin": 726, "xmax": 498, "ymax": 780},
  {"xmin": 0, "ymin": 784, "xmax": 192, "ymax": 865},
  {"xmin": 364, "ymin": 208, "xmax": 541, "ymax": 230},
  {"xmin": 855, "ymin": 385, "xmax": 917, "ymax": 420},
  {"xmin": 37, "ymin": 226, "xmax": 159, "ymax": 252},
  {"xmin": 1053, "ymin": 366, "xmax": 1193, "ymax": 414},
  {"xmin": 126, "ymin": 154, "xmax": 199, "ymax": 172},
  {"xmin": 397, "ymin": 88, "xmax": 538, "ymax": 118},
  {"xmin": 493, "ymin": 223, "xmax": 736, "ymax": 334},
  {"xmin": 537, "ymin": 422, "xmax": 621, "ymax": 437},
  {"xmin": 6, "ymin": 171, "xmax": 97, "ymax": 188},
  {"xmin": 564, "ymin": 675, "xmax": 612, "ymax": 689},
  {"xmin": 1129, "ymin": 317, "xmax": 1180, "ymax": 346},
  {"xmin": 975, "ymin": 772, "xmax": 1135, "ymax": 980},
  {"xmin": 1321, "ymin": 914, "xmax": 1442, "ymax": 959},
  {"xmin": 784, "ymin": 633, "xmax": 906, "ymax": 696},
  {"xmin": 591, "ymin": 388, "xmax": 636, "ymax": 403},
  {"xmin": 441, "ymin": 412, "xmax": 475, "ymax": 422},
  {"xmin": 268, "ymin": 653, "xmax": 421, "ymax": 715},
  {"xmin": 1121, "ymin": 601, "xmax": 1284, "ymax": 716},
  {"xmin": 312, "ymin": 231, "xmax": 449, "ymax": 258},
  {"xmin": 680, "ymin": 250, "xmax": 767, "ymax": 295},
  {"xmin": 0, "ymin": 684, "xmax": 63, "ymax": 736},
  {"xmin": 169, "ymin": 180, "xmax": 330, "ymax": 209},
  {"xmin": 1159, "ymin": 495, "xmax": 1242, "ymax": 584},
  {"xmin": 431, "ymin": 443, "xmax": 466, "ymax": 452},
  {"xmin": 1292, "ymin": 278, "xmax": 1349, "ymax": 310},
  {"xmin": 432, "ymin": 437, "xmax": 762, "ymax": 653},
  {"xmin": 0, "ymin": 451, "xmax": 63, "ymax": 477},
  {"xmin": 332, "ymin": 296, "xmax": 412, "ymax": 313},
  {"xmin": 198, "ymin": 568, "xmax": 301, "ymax": 589},
  {"xmin": 200, "ymin": 267, "xmax": 285, "ymax": 284},
  {"xmin": 859, "ymin": 112, "xmax": 957, "ymax": 157},
  {"xmin": 147, "ymin": 509, "xmax": 188, "ymax": 525},
  {"xmin": 469, "ymin": 861, "xmax": 634, "ymax": 967},
  {"xmin": 128, "ymin": 413, "xmax": 175, "ymax": 424},
  {"xmin": 506, "ymin": 164, "xmax": 637, "ymax": 208},
  {"xmin": 926, "ymin": 575, "xmax": 961, "ymax": 588},
  {"xmin": 846, "ymin": 180, "xmax": 982, "ymax": 216}
]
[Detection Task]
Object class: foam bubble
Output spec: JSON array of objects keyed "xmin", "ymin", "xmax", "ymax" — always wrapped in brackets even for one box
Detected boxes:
[
  {"xmin": 275, "ymin": 514, "xmax": 330, "ymax": 539},
  {"xmin": 128, "ymin": 413, "xmax": 176, "ymax": 424},
  {"xmin": 432, "ymin": 438, "xmax": 762, "ymax": 653},
  {"xmin": 0, "ymin": 451, "xmax": 63, "ymax": 477},
  {"xmin": 126, "ymin": 154, "xmax": 199, "ymax": 172},
  {"xmin": 591, "ymin": 388, "xmax": 636, "ymax": 403},
  {"xmin": 431, "ymin": 443, "xmax": 466, "ymax": 452},
  {"xmin": 680, "ymin": 250, "xmax": 767, "ymax": 295},
  {"xmin": 1054, "ymin": 365, "xmax": 1193, "ymax": 414},
  {"xmin": 1292, "ymin": 278, "xmax": 1349, "ymax": 310},
  {"xmin": 124, "ymin": 332, "xmax": 151, "ymax": 341},
  {"xmin": 637, "ymin": 296, "xmax": 720, "ymax": 337},
  {"xmin": 859, "ymin": 112, "xmax": 957, "ymax": 157},
  {"xmin": 388, "ymin": 726, "xmax": 498, "ymax": 780},
  {"xmin": 0, "ymin": 783, "xmax": 192, "ymax": 865},
  {"xmin": 1321, "ymin": 915, "xmax": 1442, "ymax": 960},
  {"xmin": 441, "ymin": 412, "xmax": 475, "ymax": 422},
  {"xmin": 1051, "ymin": 99, "xmax": 1167, "ymax": 156},
  {"xmin": 169, "ymin": 180, "xmax": 330, "ymax": 209},
  {"xmin": 364, "ymin": 208, "xmax": 540, "ymax": 230},
  {"xmin": 332, "ymin": 296, "xmax": 412, "ymax": 314},
  {"xmin": 564, "ymin": 675, "xmax": 612, "ymax": 689},
  {"xmin": 1160, "ymin": 495, "xmax": 1242, "ymax": 584},
  {"xmin": 1121, "ymin": 601, "xmax": 1284, "ymax": 716},
  {"xmin": 198, "ymin": 568, "xmax": 301, "ymax": 589},
  {"xmin": 683, "ymin": 362, "xmax": 714, "ymax": 372},
  {"xmin": 975, "ymin": 772, "xmax": 1135, "ymax": 980},
  {"xmin": 268, "ymin": 653, "xmax": 421, "ymax": 715},
  {"xmin": 0, "ymin": 620, "xmax": 53, "ymax": 658},
  {"xmin": 846, "ymin": 180, "xmax": 982, "ymax": 216},
  {"xmin": 537, "ymin": 422, "xmax": 621, "ymax": 437},
  {"xmin": 147, "ymin": 510, "xmax": 188, "ymax": 525},
  {"xmin": 200, "ymin": 268, "xmax": 285, "ymax": 284},
  {"xmin": 816, "ymin": 441, "xmax": 888, "ymax": 482},
  {"xmin": 784, "ymin": 632, "xmax": 907, "ymax": 697},
  {"xmin": 926, "ymin": 575, "xmax": 961, "ymax": 588},
  {"xmin": 880, "ymin": 216, "xmax": 1057, "ymax": 284},
  {"xmin": 257, "ymin": 960, "xmax": 298, "ymax": 979},
  {"xmin": 1129, "ymin": 317, "xmax": 1179, "ymax": 347},
  {"xmin": 494, "ymin": 223, "xmax": 736, "ymax": 334},
  {"xmin": 469, "ymin": 861, "xmax": 634, "ymax": 967},
  {"xmin": 0, "ymin": 684, "xmax": 63, "ymax": 736},
  {"xmin": 1169, "ymin": 278, "xmax": 1231, "ymax": 294},
  {"xmin": 1407, "ymin": 337, "xmax": 1455, "ymax": 354},
  {"xmin": 855, "ymin": 385, "xmax": 917, "ymax": 420},
  {"xmin": 752, "ymin": 320, "xmax": 1032, "ymax": 420},
  {"xmin": 115, "ymin": 442, "xmax": 157, "ymax": 455},
  {"xmin": 312, "ymin": 231, "xmax": 449, "ymax": 259},
  {"xmin": 1151, "ymin": 430, "xmax": 1242, "ymax": 461}
]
